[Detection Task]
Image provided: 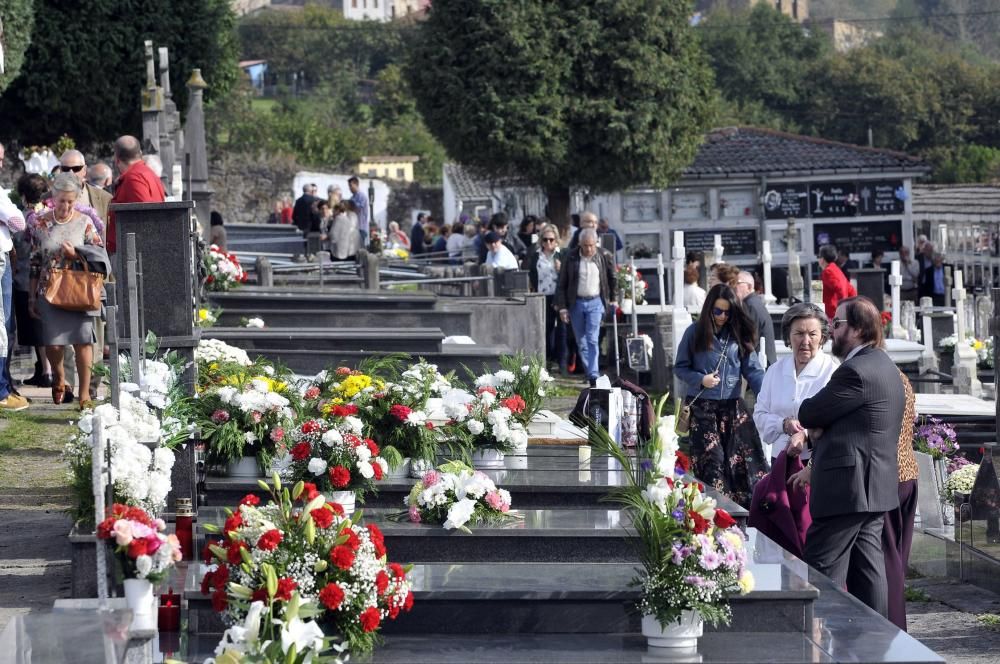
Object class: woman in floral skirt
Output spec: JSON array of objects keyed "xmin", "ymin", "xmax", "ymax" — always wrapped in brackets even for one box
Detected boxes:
[{"xmin": 675, "ymin": 283, "xmax": 767, "ymax": 507}]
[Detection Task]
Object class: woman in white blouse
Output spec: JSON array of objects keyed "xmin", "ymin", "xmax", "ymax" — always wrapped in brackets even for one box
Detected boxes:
[{"xmin": 753, "ymin": 303, "xmax": 838, "ymax": 463}]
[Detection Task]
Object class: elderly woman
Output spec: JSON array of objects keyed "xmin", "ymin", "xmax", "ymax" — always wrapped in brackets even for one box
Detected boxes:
[
  {"xmin": 387, "ymin": 221, "xmax": 411, "ymax": 251},
  {"xmin": 528, "ymin": 224, "xmax": 567, "ymax": 373},
  {"xmin": 28, "ymin": 174, "xmax": 108, "ymax": 407},
  {"xmin": 753, "ymin": 303, "xmax": 838, "ymax": 464}
]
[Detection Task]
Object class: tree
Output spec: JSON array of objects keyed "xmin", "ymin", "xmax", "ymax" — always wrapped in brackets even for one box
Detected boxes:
[
  {"xmin": 407, "ymin": 0, "xmax": 717, "ymax": 231},
  {"xmin": 924, "ymin": 144, "xmax": 1000, "ymax": 183},
  {"xmin": 894, "ymin": 0, "xmax": 1000, "ymax": 61},
  {"xmin": 0, "ymin": 0, "xmax": 238, "ymax": 146},
  {"xmin": 0, "ymin": 0, "xmax": 36, "ymax": 96}
]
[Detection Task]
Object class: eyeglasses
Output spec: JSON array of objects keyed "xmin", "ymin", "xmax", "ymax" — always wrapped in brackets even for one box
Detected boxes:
[
  {"xmin": 541, "ymin": 237, "xmax": 556, "ymax": 243},
  {"xmin": 712, "ymin": 307, "xmax": 730, "ymax": 317},
  {"xmin": 59, "ymin": 165, "xmax": 85, "ymax": 173},
  {"xmin": 831, "ymin": 318, "xmax": 847, "ymax": 330},
  {"xmin": 738, "ymin": 281, "xmax": 754, "ymax": 288}
]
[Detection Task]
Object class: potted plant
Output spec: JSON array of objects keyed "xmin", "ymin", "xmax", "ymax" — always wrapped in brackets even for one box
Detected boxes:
[
  {"xmin": 615, "ymin": 264, "xmax": 648, "ymax": 314},
  {"xmin": 589, "ymin": 397, "xmax": 754, "ymax": 649},
  {"xmin": 912, "ymin": 415, "xmax": 961, "ymax": 525},
  {"xmin": 944, "ymin": 463, "xmax": 980, "ymax": 523}
]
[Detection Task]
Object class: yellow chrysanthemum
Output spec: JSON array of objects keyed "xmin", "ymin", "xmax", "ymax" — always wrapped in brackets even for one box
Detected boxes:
[
  {"xmin": 198, "ymin": 308, "xmax": 210, "ymax": 321},
  {"xmin": 338, "ymin": 374, "xmax": 373, "ymax": 398},
  {"xmin": 738, "ymin": 570, "xmax": 755, "ymax": 594}
]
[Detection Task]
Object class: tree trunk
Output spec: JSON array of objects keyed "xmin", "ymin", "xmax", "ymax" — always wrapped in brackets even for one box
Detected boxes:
[{"xmin": 545, "ymin": 185, "xmax": 572, "ymax": 242}]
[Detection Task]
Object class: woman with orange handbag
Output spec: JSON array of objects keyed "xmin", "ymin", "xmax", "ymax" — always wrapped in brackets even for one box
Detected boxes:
[{"xmin": 27, "ymin": 173, "xmax": 106, "ymax": 407}]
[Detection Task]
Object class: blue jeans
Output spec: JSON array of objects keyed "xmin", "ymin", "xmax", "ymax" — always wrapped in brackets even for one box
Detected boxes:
[
  {"xmin": 570, "ymin": 296, "xmax": 604, "ymax": 381},
  {"xmin": 0, "ymin": 253, "xmax": 12, "ymax": 398}
]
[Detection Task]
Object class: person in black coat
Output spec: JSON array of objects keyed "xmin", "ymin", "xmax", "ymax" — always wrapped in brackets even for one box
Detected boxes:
[
  {"xmin": 291, "ymin": 184, "xmax": 320, "ymax": 235},
  {"xmin": 735, "ymin": 271, "xmax": 776, "ymax": 366},
  {"xmin": 410, "ymin": 212, "xmax": 426, "ymax": 255}
]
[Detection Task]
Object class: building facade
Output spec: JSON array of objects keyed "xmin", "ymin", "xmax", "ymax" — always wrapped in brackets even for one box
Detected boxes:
[
  {"xmin": 357, "ymin": 155, "xmax": 419, "ymax": 182},
  {"xmin": 696, "ymin": 0, "xmax": 808, "ymax": 22}
]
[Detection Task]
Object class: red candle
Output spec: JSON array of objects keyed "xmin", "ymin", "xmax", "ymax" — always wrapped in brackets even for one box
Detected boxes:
[
  {"xmin": 157, "ymin": 596, "xmax": 180, "ymax": 631},
  {"xmin": 175, "ymin": 498, "xmax": 196, "ymax": 561}
]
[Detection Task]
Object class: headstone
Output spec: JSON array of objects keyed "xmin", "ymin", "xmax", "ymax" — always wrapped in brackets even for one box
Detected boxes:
[
  {"xmin": 919, "ymin": 297, "xmax": 940, "ymax": 395},
  {"xmin": 786, "ymin": 221, "xmax": 804, "ymax": 303},
  {"xmin": 901, "ymin": 300, "xmax": 918, "ymax": 343},
  {"xmin": 951, "ymin": 270, "xmax": 982, "ymax": 397},
  {"xmin": 184, "ymin": 69, "xmax": 213, "ymax": 233},
  {"xmin": 358, "ymin": 249, "xmax": 380, "ymax": 291},
  {"xmin": 978, "ymin": 295, "xmax": 993, "ymax": 340},
  {"xmin": 944, "ymin": 265, "xmax": 953, "ymax": 309},
  {"xmin": 970, "ymin": 444, "xmax": 1000, "ymax": 544},
  {"xmin": 140, "ymin": 40, "xmax": 163, "ymax": 156},
  {"xmin": 255, "ymin": 256, "xmax": 273, "ymax": 288},
  {"xmin": 850, "ymin": 268, "xmax": 887, "ymax": 312},
  {"xmin": 651, "ymin": 311, "xmax": 672, "ymax": 393}
]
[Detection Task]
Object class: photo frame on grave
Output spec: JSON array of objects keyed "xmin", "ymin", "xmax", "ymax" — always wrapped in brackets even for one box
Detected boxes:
[{"xmin": 626, "ymin": 336, "xmax": 650, "ymax": 371}]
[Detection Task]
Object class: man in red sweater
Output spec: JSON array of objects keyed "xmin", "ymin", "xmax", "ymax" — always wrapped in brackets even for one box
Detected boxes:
[
  {"xmin": 818, "ymin": 244, "xmax": 856, "ymax": 318},
  {"xmin": 108, "ymin": 135, "xmax": 165, "ymax": 254}
]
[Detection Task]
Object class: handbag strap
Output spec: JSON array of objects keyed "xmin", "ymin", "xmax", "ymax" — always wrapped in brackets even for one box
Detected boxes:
[{"xmin": 687, "ymin": 332, "xmax": 730, "ymax": 407}]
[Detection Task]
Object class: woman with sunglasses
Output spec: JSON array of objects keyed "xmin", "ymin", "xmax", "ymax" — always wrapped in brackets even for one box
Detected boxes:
[
  {"xmin": 528, "ymin": 224, "xmax": 568, "ymax": 374},
  {"xmin": 675, "ymin": 283, "xmax": 768, "ymax": 507}
]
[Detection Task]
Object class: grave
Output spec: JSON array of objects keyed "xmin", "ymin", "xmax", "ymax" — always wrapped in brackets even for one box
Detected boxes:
[
  {"xmin": 214, "ymin": 308, "xmax": 473, "ymax": 337},
  {"xmin": 208, "ymin": 287, "xmax": 438, "ymax": 312}
]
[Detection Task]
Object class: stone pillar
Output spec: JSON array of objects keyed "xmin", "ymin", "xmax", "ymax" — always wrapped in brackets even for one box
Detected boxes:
[
  {"xmin": 919, "ymin": 297, "xmax": 940, "ymax": 395},
  {"xmin": 651, "ymin": 311, "xmax": 673, "ymax": 394},
  {"xmin": 761, "ymin": 240, "xmax": 776, "ymax": 305},
  {"xmin": 671, "ymin": 231, "xmax": 692, "ymax": 398},
  {"xmin": 141, "ymin": 40, "xmax": 164, "ymax": 156},
  {"xmin": 889, "ymin": 260, "xmax": 905, "ymax": 338},
  {"xmin": 786, "ymin": 220, "xmax": 804, "ymax": 303},
  {"xmin": 952, "ymin": 270, "xmax": 982, "ymax": 397},
  {"xmin": 184, "ymin": 69, "xmax": 213, "ymax": 233},
  {"xmin": 712, "ymin": 234, "xmax": 724, "ymax": 267},
  {"xmin": 255, "ymin": 256, "xmax": 273, "ymax": 288},
  {"xmin": 157, "ymin": 46, "xmax": 179, "ymax": 197},
  {"xmin": 358, "ymin": 249, "xmax": 380, "ymax": 291},
  {"xmin": 977, "ymin": 295, "xmax": 993, "ymax": 340}
]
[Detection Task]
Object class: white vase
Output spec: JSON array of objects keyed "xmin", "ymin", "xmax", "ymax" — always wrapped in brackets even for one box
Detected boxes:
[
  {"xmin": 619, "ymin": 298, "xmax": 634, "ymax": 314},
  {"xmin": 226, "ymin": 456, "xmax": 260, "ymax": 478},
  {"xmin": 472, "ymin": 449, "xmax": 505, "ymax": 469},
  {"xmin": 410, "ymin": 457, "xmax": 434, "ymax": 479},
  {"xmin": 123, "ymin": 578, "xmax": 154, "ymax": 618},
  {"xmin": 641, "ymin": 612, "xmax": 703, "ymax": 650},
  {"xmin": 387, "ymin": 457, "xmax": 411, "ymax": 480},
  {"xmin": 329, "ymin": 490, "xmax": 356, "ymax": 515}
]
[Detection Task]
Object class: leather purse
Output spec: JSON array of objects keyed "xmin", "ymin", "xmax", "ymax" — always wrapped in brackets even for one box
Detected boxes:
[{"xmin": 44, "ymin": 258, "xmax": 104, "ymax": 312}]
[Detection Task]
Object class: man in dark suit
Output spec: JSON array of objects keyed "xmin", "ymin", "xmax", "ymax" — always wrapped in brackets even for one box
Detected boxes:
[
  {"xmin": 410, "ymin": 212, "xmax": 426, "ymax": 255},
  {"xmin": 292, "ymin": 184, "xmax": 320, "ymax": 236},
  {"xmin": 789, "ymin": 296, "xmax": 903, "ymax": 618}
]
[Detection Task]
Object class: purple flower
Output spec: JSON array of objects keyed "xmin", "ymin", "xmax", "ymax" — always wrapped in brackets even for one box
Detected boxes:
[{"xmin": 641, "ymin": 460, "xmax": 654, "ymax": 473}]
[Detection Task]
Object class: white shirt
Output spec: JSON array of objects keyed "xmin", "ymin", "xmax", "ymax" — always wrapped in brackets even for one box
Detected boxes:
[
  {"xmin": 900, "ymin": 259, "xmax": 920, "ymax": 290},
  {"xmin": 0, "ymin": 186, "xmax": 26, "ymax": 252},
  {"xmin": 535, "ymin": 251, "xmax": 559, "ymax": 295},
  {"xmin": 683, "ymin": 282, "xmax": 707, "ymax": 310},
  {"xmin": 577, "ymin": 255, "xmax": 600, "ymax": 297},
  {"xmin": 754, "ymin": 351, "xmax": 838, "ymax": 459},
  {"xmin": 487, "ymin": 244, "xmax": 519, "ymax": 270}
]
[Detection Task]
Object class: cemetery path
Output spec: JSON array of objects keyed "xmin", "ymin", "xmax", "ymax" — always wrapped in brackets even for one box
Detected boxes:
[
  {"xmin": 0, "ymin": 385, "xmax": 77, "ymax": 633},
  {"xmin": 906, "ymin": 578, "xmax": 1000, "ymax": 663}
]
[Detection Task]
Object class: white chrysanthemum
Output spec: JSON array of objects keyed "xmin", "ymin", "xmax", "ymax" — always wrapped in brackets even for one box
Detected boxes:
[{"xmin": 307, "ymin": 457, "xmax": 328, "ymax": 476}]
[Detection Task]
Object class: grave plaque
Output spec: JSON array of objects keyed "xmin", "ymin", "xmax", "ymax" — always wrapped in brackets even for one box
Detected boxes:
[
  {"xmin": 621, "ymin": 193, "xmax": 660, "ymax": 223},
  {"xmin": 813, "ymin": 220, "xmax": 902, "ymax": 254},
  {"xmin": 763, "ymin": 184, "xmax": 808, "ymax": 219},
  {"xmin": 685, "ymin": 229, "xmax": 758, "ymax": 257},
  {"xmin": 858, "ymin": 180, "xmax": 905, "ymax": 216},
  {"xmin": 670, "ymin": 191, "xmax": 707, "ymax": 220},
  {"xmin": 719, "ymin": 189, "xmax": 755, "ymax": 218},
  {"xmin": 809, "ymin": 182, "xmax": 858, "ymax": 218}
]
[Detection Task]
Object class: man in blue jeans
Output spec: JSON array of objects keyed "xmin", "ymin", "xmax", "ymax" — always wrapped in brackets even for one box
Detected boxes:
[{"xmin": 555, "ymin": 227, "xmax": 617, "ymax": 387}]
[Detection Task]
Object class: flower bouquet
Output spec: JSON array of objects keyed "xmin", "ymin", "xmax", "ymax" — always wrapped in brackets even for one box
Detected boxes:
[
  {"xmin": 196, "ymin": 338, "xmax": 253, "ymax": 369},
  {"xmin": 913, "ymin": 416, "xmax": 959, "ymax": 461},
  {"xmin": 446, "ymin": 386, "xmax": 528, "ymax": 464},
  {"xmin": 273, "ymin": 417, "xmax": 388, "ymax": 512},
  {"xmin": 204, "ymin": 244, "xmax": 247, "ymax": 292},
  {"xmin": 944, "ymin": 463, "xmax": 980, "ymax": 502},
  {"xmin": 589, "ymin": 396, "xmax": 753, "ymax": 644},
  {"xmin": 97, "ymin": 503, "xmax": 183, "ymax": 583},
  {"xmin": 196, "ymin": 306, "xmax": 222, "ymax": 328},
  {"xmin": 403, "ymin": 462, "xmax": 513, "ymax": 532},
  {"xmin": 201, "ymin": 476, "xmax": 413, "ymax": 655},
  {"xmin": 616, "ymin": 264, "xmax": 647, "ymax": 305},
  {"xmin": 475, "ymin": 353, "xmax": 553, "ymax": 426}
]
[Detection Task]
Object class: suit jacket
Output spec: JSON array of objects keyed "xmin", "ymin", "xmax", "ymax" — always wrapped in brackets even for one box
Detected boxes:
[
  {"xmin": 84, "ymin": 183, "xmax": 112, "ymax": 225},
  {"xmin": 798, "ymin": 345, "xmax": 903, "ymax": 519},
  {"xmin": 743, "ymin": 293, "xmax": 776, "ymax": 365}
]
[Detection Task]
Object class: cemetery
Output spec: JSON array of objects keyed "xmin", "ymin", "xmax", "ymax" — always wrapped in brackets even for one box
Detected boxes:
[{"xmin": 4, "ymin": 28, "xmax": 1000, "ymax": 664}]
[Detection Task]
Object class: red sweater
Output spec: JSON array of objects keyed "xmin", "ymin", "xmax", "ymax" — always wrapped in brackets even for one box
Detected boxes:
[
  {"xmin": 821, "ymin": 262, "xmax": 856, "ymax": 318},
  {"xmin": 108, "ymin": 161, "xmax": 166, "ymax": 253}
]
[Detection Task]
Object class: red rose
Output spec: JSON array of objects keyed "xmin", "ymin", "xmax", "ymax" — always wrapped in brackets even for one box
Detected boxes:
[
  {"xmin": 330, "ymin": 545, "xmax": 356, "ymax": 570},
  {"xmin": 375, "ymin": 570, "xmax": 390, "ymax": 594},
  {"xmin": 311, "ymin": 508, "xmax": 334, "ymax": 529},
  {"xmin": 688, "ymin": 510, "xmax": 709, "ymax": 535},
  {"xmin": 239, "ymin": 494, "xmax": 260, "ymax": 507},
  {"xmin": 96, "ymin": 516, "xmax": 116, "ymax": 540},
  {"xmin": 211, "ymin": 589, "xmax": 228, "ymax": 612},
  {"xmin": 389, "ymin": 404, "xmax": 412, "ymax": 421},
  {"xmin": 359, "ymin": 606, "xmax": 381, "ymax": 632},
  {"xmin": 713, "ymin": 509, "xmax": 737, "ymax": 530},
  {"xmin": 502, "ymin": 395, "xmax": 526, "ymax": 414},
  {"xmin": 674, "ymin": 451, "xmax": 691, "ymax": 474},
  {"xmin": 336, "ymin": 367, "xmax": 352, "ymax": 376},
  {"xmin": 425, "ymin": 421, "xmax": 435, "ymax": 430},
  {"xmin": 365, "ymin": 439, "xmax": 380, "ymax": 456},
  {"xmin": 291, "ymin": 442, "xmax": 312, "ymax": 461},
  {"xmin": 329, "ymin": 465, "xmax": 351, "ymax": 488},
  {"xmin": 302, "ymin": 482, "xmax": 320, "ymax": 501},
  {"xmin": 257, "ymin": 529, "xmax": 283, "ymax": 551},
  {"xmin": 275, "ymin": 577, "xmax": 297, "ymax": 602},
  {"xmin": 373, "ymin": 463, "xmax": 384, "ymax": 481},
  {"xmin": 305, "ymin": 386, "xmax": 321, "ymax": 400},
  {"xmin": 127, "ymin": 539, "xmax": 146, "ymax": 559},
  {"xmin": 319, "ymin": 582, "xmax": 345, "ymax": 610}
]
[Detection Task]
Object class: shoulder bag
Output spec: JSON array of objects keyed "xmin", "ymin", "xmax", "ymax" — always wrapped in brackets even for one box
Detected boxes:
[
  {"xmin": 44, "ymin": 258, "xmax": 104, "ymax": 312},
  {"xmin": 676, "ymin": 332, "xmax": 729, "ymax": 436}
]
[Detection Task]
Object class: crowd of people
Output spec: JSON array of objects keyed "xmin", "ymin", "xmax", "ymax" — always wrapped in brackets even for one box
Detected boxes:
[{"xmin": 0, "ymin": 136, "xmax": 166, "ymax": 412}]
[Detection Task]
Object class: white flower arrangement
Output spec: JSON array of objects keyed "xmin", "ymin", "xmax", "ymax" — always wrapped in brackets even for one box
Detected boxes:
[
  {"xmin": 245, "ymin": 317, "xmax": 265, "ymax": 329},
  {"xmin": 944, "ymin": 463, "xmax": 980, "ymax": 501},
  {"xmin": 195, "ymin": 338, "xmax": 252, "ymax": 366},
  {"xmin": 405, "ymin": 464, "xmax": 513, "ymax": 531}
]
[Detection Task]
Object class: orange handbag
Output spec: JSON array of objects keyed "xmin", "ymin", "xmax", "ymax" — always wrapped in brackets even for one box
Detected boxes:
[{"xmin": 44, "ymin": 259, "xmax": 104, "ymax": 312}]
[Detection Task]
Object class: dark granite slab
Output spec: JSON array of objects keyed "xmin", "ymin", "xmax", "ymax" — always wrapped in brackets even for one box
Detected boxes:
[
  {"xmin": 224, "ymin": 346, "xmax": 510, "ymax": 378},
  {"xmin": 215, "ymin": 308, "xmax": 473, "ymax": 337},
  {"xmin": 207, "ymin": 288, "xmax": 438, "ymax": 311},
  {"xmin": 206, "ymin": 327, "xmax": 445, "ymax": 354}
]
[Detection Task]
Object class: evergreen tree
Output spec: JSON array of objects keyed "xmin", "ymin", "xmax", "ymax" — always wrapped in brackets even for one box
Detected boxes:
[{"xmin": 0, "ymin": 0, "xmax": 36, "ymax": 95}]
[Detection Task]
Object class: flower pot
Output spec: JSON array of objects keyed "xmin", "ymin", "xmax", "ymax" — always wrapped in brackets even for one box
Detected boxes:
[
  {"xmin": 472, "ymin": 449, "xmax": 505, "ymax": 469},
  {"xmin": 226, "ymin": 456, "xmax": 260, "ymax": 478},
  {"xmin": 506, "ymin": 454, "xmax": 528, "ymax": 470},
  {"xmin": 641, "ymin": 612, "xmax": 703, "ymax": 650},
  {"xmin": 410, "ymin": 457, "xmax": 434, "ymax": 479},
  {"xmin": 387, "ymin": 457, "xmax": 412, "ymax": 481},
  {"xmin": 619, "ymin": 298, "xmax": 634, "ymax": 315},
  {"xmin": 124, "ymin": 578, "xmax": 154, "ymax": 618},
  {"xmin": 329, "ymin": 490, "xmax": 356, "ymax": 516}
]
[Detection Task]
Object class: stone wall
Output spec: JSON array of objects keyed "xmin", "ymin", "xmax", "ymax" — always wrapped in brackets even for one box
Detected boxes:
[
  {"xmin": 209, "ymin": 151, "xmax": 303, "ymax": 225},
  {"xmin": 387, "ymin": 182, "xmax": 444, "ymax": 231}
]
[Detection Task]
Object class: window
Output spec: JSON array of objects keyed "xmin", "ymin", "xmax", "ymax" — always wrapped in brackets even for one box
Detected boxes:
[{"xmin": 397, "ymin": 168, "xmax": 405, "ymax": 179}]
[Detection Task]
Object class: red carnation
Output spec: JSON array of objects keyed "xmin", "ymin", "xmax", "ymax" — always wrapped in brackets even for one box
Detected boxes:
[
  {"xmin": 202, "ymin": 539, "xmax": 222, "ymax": 564},
  {"xmin": 675, "ymin": 451, "xmax": 691, "ymax": 474},
  {"xmin": 335, "ymin": 367, "xmax": 352, "ymax": 376},
  {"xmin": 227, "ymin": 541, "xmax": 248, "ymax": 565},
  {"xmin": 301, "ymin": 419, "xmax": 320, "ymax": 434},
  {"xmin": 368, "ymin": 524, "xmax": 386, "ymax": 558},
  {"xmin": 359, "ymin": 606, "xmax": 381, "ymax": 632},
  {"xmin": 311, "ymin": 508, "xmax": 334, "ymax": 529},
  {"xmin": 365, "ymin": 438, "xmax": 380, "ymax": 456},
  {"xmin": 319, "ymin": 582, "xmax": 345, "ymax": 610},
  {"xmin": 305, "ymin": 386, "xmax": 321, "ymax": 399},
  {"xmin": 329, "ymin": 465, "xmax": 351, "ymax": 488},
  {"xmin": 251, "ymin": 587, "xmax": 268, "ymax": 604},
  {"xmin": 211, "ymin": 589, "xmax": 228, "ymax": 612},
  {"xmin": 340, "ymin": 527, "xmax": 361, "ymax": 551},
  {"xmin": 275, "ymin": 577, "xmax": 297, "ymax": 602},
  {"xmin": 389, "ymin": 404, "xmax": 412, "ymax": 422},
  {"xmin": 302, "ymin": 482, "xmax": 320, "ymax": 501},
  {"xmin": 477, "ymin": 386, "xmax": 497, "ymax": 396},
  {"xmin": 223, "ymin": 512, "xmax": 243, "ymax": 535},
  {"xmin": 200, "ymin": 570, "xmax": 214, "ymax": 595},
  {"xmin": 389, "ymin": 562, "xmax": 405, "ymax": 578},
  {"xmin": 688, "ymin": 510, "xmax": 709, "ymax": 535},
  {"xmin": 96, "ymin": 516, "xmax": 116, "ymax": 540},
  {"xmin": 375, "ymin": 570, "xmax": 390, "ymax": 594},
  {"xmin": 373, "ymin": 463, "xmax": 384, "ymax": 481},
  {"xmin": 327, "ymin": 500, "xmax": 344, "ymax": 516},
  {"xmin": 211, "ymin": 409, "xmax": 230, "ymax": 424},
  {"xmin": 502, "ymin": 395, "xmax": 526, "ymax": 414},
  {"xmin": 403, "ymin": 591, "xmax": 414, "ymax": 611},
  {"xmin": 239, "ymin": 494, "xmax": 260, "ymax": 507},
  {"xmin": 269, "ymin": 427, "xmax": 285, "ymax": 443},
  {"xmin": 713, "ymin": 509, "xmax": 737, "ymax": 530},
  {"xmin": 291, "ymin": 442, "xmax": 312, "ymax": 461},
  {"xmin": 330, "ymin": 545, "xmax": 356, "ymax": 570},
  {"xmin": 124, "ymin": 506, "xmax": 152, "ymax": 525},
  {"xmin": 257, "ymin": 529, "xmax": 283, "ymax": 551}
]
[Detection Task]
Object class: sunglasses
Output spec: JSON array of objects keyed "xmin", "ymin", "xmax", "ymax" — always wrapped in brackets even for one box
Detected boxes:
[
  {"xmin": 60, "ymin": 165, "xmax": 85, "ymax": 173},
  {"xmin": 831, "ymin": 318, "xmax": 847, "ymax": 330},
  {"xmin": 541, "ymin": 237, "xmax": 556, "ymax": 243},
  {"xmin": 712, "ymin": 307, "xmax": 730, "ymax": 317}
]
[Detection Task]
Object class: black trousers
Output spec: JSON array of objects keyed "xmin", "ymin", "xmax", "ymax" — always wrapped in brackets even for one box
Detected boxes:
[{"xmin": 805, "ymin": 511, "xmax": 889, "ymax": 618}]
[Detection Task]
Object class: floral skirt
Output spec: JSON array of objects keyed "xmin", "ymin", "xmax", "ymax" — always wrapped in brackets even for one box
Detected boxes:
[{"xmin": 688, "ymin": 397, "xmax": 769, "ymax": 508}]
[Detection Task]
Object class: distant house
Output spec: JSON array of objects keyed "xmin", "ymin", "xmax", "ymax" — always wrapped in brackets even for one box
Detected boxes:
[
  {"xmin": 357, "ymin": 155, "xmax": 420, "ymax": 182},
  {"xmin": 334, "ymin": 0, "xmax": 391, "ymax": 21},
  {"xmin": 391, "ymin": 0, "xmax": 430, "ymax": 19},
  {"xmin": 814, "ymin": 18, "xmax": 882, "ymax": 52},
  {"xmin": 695, "ymin": 0, "xmax": 808, "ymax": 22},
  {"xmin": 238, "ymin": 60, "xmax": 268, "ymax": 93}
]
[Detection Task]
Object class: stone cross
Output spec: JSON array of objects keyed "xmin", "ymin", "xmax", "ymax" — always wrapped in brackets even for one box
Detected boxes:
[
  {"xmin": 952, "ymin": 270, "xmax": 982, "ymax": 396},
  {"xmin": 672, "ymin": 231, "xmax": 692, "ymax": 397},
  {"xmin": 889, "ymin": 260, "xmax": 904, "ymax": 339},
  {"xmin": 657, "ymin": 253, "xmax": 666, "ymax": 312},
  {"xmin": 672, "ymin": 231, "xmax": 685, "ymax": 308},
  {"xmin": 901, "ymin": 300, "xmax": 918, "ymax": 343},
  {"xmin": 761, "ymin": 240, "xmax": 776, "ymax": 304},
  {"xmin": 713, "ymin": 234, "xmax": 724, "ymax": 266},
  {"xmin": 944, "ymin": 266, "xmax": 953, "ymax": 308},
  {"xmin": 919, "ymin": 296, "xmax": 940, "ymax": 394}
]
